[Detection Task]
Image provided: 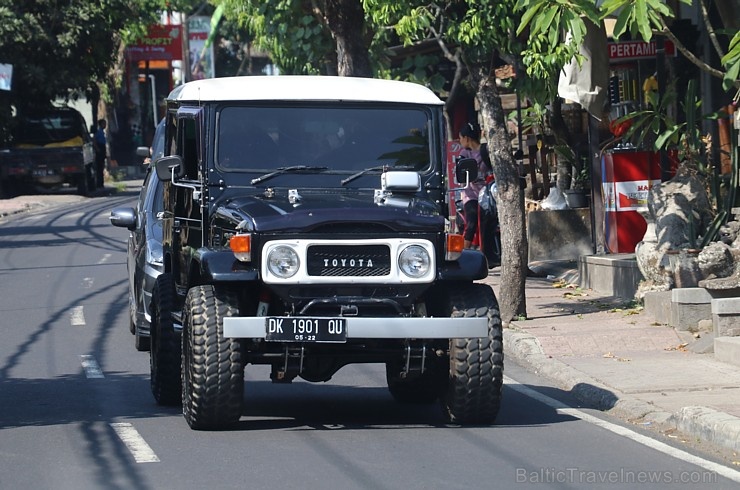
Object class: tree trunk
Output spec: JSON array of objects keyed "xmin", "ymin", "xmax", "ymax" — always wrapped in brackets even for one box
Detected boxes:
[
  {"xmin": 473, "ymin": 68, "xmax": 528, "ymax": 324},
  {"xmin": 323, "ymin": 0, "xmax": 372, "ymax": 77}
]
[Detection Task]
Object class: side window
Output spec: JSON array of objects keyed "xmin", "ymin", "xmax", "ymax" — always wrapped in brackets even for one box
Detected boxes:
[
  {"xmin": 176, "ymin": 118, "xmax": 199, "ymax": 180},
  {"xmin": 166, "ymin": 117, "xmax": 177, "ymax": 158}
]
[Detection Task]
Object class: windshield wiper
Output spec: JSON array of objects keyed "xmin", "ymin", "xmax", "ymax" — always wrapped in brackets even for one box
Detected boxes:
[
  {"xmin": 250, "ymin": 165, "xmax": 328, "ymax": 185},
  {"xmin": 340, "ymin": 165, "xmax": 389, "ymax": 186},
  {"xmin": 341, "ymin": 165, "xmax": 416, "ymax": 186}
]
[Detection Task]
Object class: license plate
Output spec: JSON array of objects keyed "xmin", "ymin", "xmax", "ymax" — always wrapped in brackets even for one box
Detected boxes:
[{"xmin": 265, "ymin": 317, "xmax": 346, "ymax": 343}]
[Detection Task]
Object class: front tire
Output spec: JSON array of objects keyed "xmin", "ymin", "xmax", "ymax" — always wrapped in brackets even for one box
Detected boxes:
[
  {"xmin": 149, "ymin": 273, "xmax": 181, "ymax": 405},
  {"xmin": 436, "ymin": 283, "xmax": 503, "ymax": 425},
  {"xmin": 182, "ymin": 285, "xmax": 244, "ymax": 430}
]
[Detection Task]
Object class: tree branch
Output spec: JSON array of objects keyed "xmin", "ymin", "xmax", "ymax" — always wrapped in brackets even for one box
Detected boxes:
[
  {"xmin": 699, "ymin": 0, "xmax": 725, "ymax": 59},
  {"xmin": 658, "ymin": 19, "xmax": 724, "ymax": 80}
]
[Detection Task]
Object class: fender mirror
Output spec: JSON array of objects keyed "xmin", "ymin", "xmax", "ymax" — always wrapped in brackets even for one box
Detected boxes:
[
  {"xmin": 455, "ymin": 158, "xmax": 478, "ymax": 186},
  {"xmin": 155, "ymin": 155, "xmax": 185, "ymax": 181}
]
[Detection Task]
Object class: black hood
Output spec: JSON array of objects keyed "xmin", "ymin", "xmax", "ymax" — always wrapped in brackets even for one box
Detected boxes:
[{"xmin": 212, "ymin": 188, "xmax": 444, "ymax": 233}]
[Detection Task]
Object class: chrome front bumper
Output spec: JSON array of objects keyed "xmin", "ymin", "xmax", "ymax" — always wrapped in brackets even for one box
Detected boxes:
[{"xmin": 223, "ymin": 316, "xmax": 488, "ymax": 339}]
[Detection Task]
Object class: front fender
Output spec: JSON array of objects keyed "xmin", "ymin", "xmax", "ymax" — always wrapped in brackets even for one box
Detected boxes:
[
  {"xmin": 196, "ymin": 248, "xmax": 259, "ymax": 282},
  {"xmin": 437, "ymin": 249, "xmax": 488, "ymax": 281}
]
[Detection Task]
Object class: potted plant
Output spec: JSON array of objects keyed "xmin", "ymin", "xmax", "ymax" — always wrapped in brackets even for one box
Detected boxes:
[{"xmin": 564, "ymin": 160, "xmax": 590, "ymax": 208}]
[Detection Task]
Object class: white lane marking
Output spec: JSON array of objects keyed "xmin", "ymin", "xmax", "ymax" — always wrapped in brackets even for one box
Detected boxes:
[
  {"xmin": 504, "ymin": 377, "xmax": 740, "ymax": 483},
  {"xmin": 110, "ymin": 423, "xmax": 160, "ymax": 463},
  {"xmin": 97, "ymin": 254, "xmax": 111, "ymax": 265},
  {"xmin": 82, "ymin": 277, "xmax": 94, "ymax": 289},
  {"xmin": 80, "ymin": 355, "xmax": 104, "ymax": 379},
  {"xmin": 70, "ymin": 306, "xmax": 86, "ymax": 326}
]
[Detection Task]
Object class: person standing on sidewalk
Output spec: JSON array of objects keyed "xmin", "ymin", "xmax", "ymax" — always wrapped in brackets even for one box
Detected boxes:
[
  {"xmin": 458, "ymin": 121, "xmax": 493, "ymax": 250},
  {"xmin": 94, "ymin": 119, "xmax": 107, "ymax": 188}
]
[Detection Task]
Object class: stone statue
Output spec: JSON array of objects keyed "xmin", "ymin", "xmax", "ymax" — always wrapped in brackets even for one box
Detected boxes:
[{"xmin": 635, "ymin": 164, "xmax": 715, "ymax": 299}]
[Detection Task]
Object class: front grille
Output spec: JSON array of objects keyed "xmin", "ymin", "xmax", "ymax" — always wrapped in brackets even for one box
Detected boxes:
[{"xmin": 307, "ymin": 244, "xmax": 391, "ymax": 277}]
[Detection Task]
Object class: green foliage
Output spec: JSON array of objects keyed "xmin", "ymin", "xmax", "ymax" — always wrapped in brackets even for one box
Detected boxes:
[
  {"xmin": 217, "ymin": 0, "xmax": 336, "ymax": 75},
  {"xmin": 599, "ymin": 0, "xmax": 688, "ymax": 42},
  {"xmin": 0, "ymin": 0, "xmax": 164, "ymax": 111},
  {"xmin": 514, "ymin": 0, "xmax": 601, "ymax": 106},
  {"xmin": 721, "ymin": 31, "xmax": 740, "ymax": 91},
  {"xmin": 618, "ymin": 80, "xmax": 717, "ymax": 171}
]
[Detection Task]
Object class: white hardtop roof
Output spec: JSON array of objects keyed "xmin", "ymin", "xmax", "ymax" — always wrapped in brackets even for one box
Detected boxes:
[{"xmin": 167, "ymin": 75, "xmax": 443, "ymax": 106}]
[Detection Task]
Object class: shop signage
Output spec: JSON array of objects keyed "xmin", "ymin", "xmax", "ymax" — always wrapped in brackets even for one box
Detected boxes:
[
  {"xmin": 608, "ymin": 40, "xmax": 676, "ymax": 61},
  {"xmin": 126, "ymin": 25, "xmax": 183, "ymax": 61}
]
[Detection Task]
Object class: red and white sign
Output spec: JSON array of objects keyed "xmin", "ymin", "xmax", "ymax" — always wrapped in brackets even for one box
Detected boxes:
[
  {"xmin": 126, "ymin": 25, "xmax": 183, "ymax": 61},
  {"xmin": 608, "ymin": 40, "xmax": 676, "ymax": 61},
  {"xmin": 613, "ymin": 179, "xmax": 661, "ymax": 211}
]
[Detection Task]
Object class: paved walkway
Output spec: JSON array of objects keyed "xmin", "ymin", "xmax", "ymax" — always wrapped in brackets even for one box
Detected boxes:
[{"xmin": 479, "ymin": 262, "xmax": 740, "ymax": 454}]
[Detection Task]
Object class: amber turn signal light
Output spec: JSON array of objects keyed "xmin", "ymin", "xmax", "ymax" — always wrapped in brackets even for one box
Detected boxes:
[
  {"xmin": 229, "ymin": 234, "xmax": 251, "ymax": 262},
  {"xmin": 445, "ymin": 233, "xmax": 464, "ymax": 261}
]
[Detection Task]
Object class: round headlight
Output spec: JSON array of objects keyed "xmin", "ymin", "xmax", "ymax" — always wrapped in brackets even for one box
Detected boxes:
[
  {"xmin": 399, "ymin": 245, "xmax": 431, "ymax": 278},
  {"xmin": 267, "ymin": 246, "xmax": 300, "ymax": 278}
]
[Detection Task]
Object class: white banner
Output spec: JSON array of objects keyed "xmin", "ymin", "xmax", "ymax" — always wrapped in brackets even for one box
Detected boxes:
[
  {"xmin": 614, "ymin": 180, "xmax": 661, "ymax": 211},
  {"xmin": 0, "ymin": 63, "xmax": 12, "ymax": 91}
]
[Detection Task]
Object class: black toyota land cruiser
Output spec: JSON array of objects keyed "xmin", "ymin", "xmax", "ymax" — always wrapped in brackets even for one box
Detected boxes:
[{"xmin": 150, "ymin": 75, "xmax": 503, "ymax": 430}]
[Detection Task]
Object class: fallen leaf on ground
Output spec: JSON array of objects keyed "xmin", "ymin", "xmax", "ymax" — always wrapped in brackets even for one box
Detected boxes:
[
  {"xmin": 603, "ymin": 351, "xmax": 630, "ymax": 362},
  {"xmin": 664, "ymin": 343, "xmax": 689, "ymax": 351}
]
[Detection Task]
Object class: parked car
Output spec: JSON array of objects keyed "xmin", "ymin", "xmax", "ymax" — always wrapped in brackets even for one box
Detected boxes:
[
  {"xmin": 109, "ymin": 120, "xmax": 165, "ymax": 351},
  {"xmin": 0, "ymin": 106, "xmax": 97, "ymax": 196}
]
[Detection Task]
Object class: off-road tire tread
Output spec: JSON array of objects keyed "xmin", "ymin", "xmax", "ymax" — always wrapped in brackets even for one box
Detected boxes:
[
  {"xmin": 182, "ymin": 285, "xmax": 244, "ymax": 430},
  {"xmin": 150, "ymin": 273, "xmax": 181, "ymax": 405},
  {"xmin": 439, "ymin": 283, "xmax": 503, "ymax": 425}
]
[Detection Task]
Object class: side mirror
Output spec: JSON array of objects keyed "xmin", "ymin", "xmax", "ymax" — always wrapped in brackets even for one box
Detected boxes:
[
  {"xmin": 381, "ymin": 171, "xmax": 421, "ymax": 192},
  {"xmin": 155, "ymin": 155, "xmax": 184, "ymax": 181},
  {"xmin": 110, "ymin": 207, "xmax": 137, "ymax": 231},
  {"xmin": 136, "ymin": 146, "xmax": 150, "ymax": 158},
  {"xmin": 455, "ymin": 158, "xmax": 478, "ymax": 185}
]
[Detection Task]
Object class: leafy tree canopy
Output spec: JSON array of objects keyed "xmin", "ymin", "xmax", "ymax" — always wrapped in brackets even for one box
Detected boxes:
[
  {"xmin": 217, "ymin": 0, "xmax": 339, "ymax": 75},
  {"xmin": 0, "ymin": 0, "xmax": 177, "ymax": 114}
]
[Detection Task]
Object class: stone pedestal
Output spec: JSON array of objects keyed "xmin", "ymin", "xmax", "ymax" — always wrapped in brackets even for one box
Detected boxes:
[
  {"xmin": 714, "ymin": 337, "xmax": 740, "ymax": 367},
  {"xmin": 712, "ymin": 296, "xmax": 740, "ymax": 337},
  {"xmin": 670, "ymin": 287, "xmax": 712, "ymax": 331},
  {"xmin": 578, "ymin": 254, "xmax": 643, "ymax": 299}
]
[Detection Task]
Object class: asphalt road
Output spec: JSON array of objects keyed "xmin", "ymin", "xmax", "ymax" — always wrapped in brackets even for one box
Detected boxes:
[{"xmin": 1, "ymin": 189, "xmax": 739, "ymax": 489}]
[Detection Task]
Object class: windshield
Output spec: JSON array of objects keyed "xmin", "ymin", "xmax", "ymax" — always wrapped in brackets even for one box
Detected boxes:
[
  {"xmin": 215, "ymin": 105, "xmax": 430, "ymax": 173},
  {"xmin": 12, "ymin": 111, "xmax": 83, "ymax": 145}
]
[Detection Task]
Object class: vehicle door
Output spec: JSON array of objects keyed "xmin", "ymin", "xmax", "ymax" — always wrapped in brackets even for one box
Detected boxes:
[
  {"xmin": 172, "ymin": 108, "xmax": 204, "ymax": 289},
  {"xmin": 131, "ymin": 171, "xmax": 152, "ymax": 301}
]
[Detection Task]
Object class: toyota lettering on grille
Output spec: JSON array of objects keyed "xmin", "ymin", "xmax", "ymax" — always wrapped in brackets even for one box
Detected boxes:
[
  {"xmin": 307, "ymin": 244, "xmax": 391, "ymax": 277},
  {"xmin": 323, "ymin": 258, "xmax": 374, "ymax": 268}
]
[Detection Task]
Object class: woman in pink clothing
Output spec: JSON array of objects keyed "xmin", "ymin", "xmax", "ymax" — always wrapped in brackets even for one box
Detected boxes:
[{"xmin": 458, "ymin": 122, "xmax": 492, "ymax": 249}]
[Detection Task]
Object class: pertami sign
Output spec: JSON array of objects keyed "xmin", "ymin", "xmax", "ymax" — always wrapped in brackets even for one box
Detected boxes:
[
  {"xmin": 608, "ymin": 40, "xmax": 676, "ymax": 61},
  {"xmin": 0, "ymin": 63, "xmax": 12, "ymax": 91},
  {"xmin": 126, "ymin": 25, "xmax": 183, "ymax": 61}
]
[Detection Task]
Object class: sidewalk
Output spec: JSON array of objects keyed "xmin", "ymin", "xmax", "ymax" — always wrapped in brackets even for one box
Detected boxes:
[
  {"xmin": 0, "ymin": 179, "xmax": 142, "ymax": 218},
  {"xmin": 480, "ymin": 261, "xmax": 740, "ymax": 454}
]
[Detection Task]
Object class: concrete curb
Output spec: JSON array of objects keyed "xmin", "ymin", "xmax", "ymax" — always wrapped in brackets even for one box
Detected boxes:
[
  {"xmin": 504, "ymin": 327, "xmax": 740, "ymax": 452},
  {"xmin": 672, "ymin": 406, "xmax": 740, "ymax": 452}
]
